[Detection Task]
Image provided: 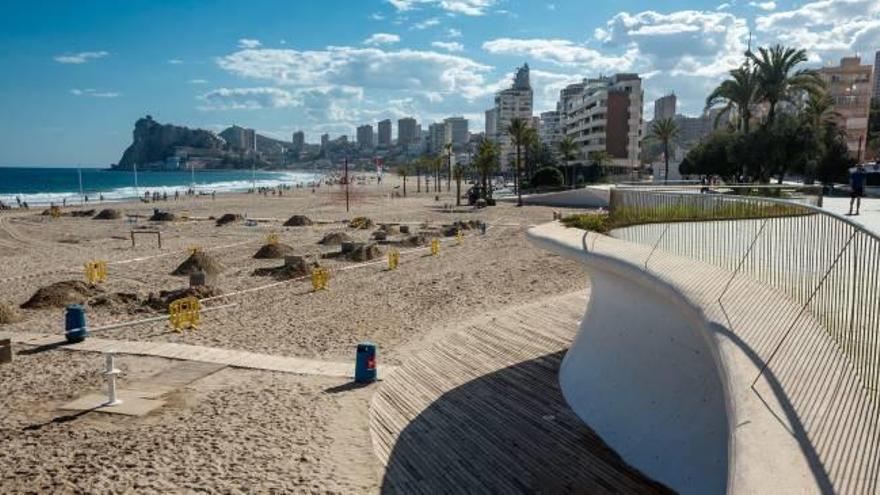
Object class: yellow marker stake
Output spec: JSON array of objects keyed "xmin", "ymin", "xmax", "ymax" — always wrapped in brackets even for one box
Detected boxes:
[
  {"xmin": 169, "ymin": 296, "xmax": 201, "ymax": 332},
  {"xmin": 266, "ymin": 232, "xmax": 279, "ymax": 246},
  {"xmin": 50, "ymin": 206, "xmax": 62, "ymax": 218},
  {"xmin": 431, "ymin": 238, "xmax": 440, "ymax": 256},
  {"xmin": 388, "ymin": 249, "xmax": 400, "ymax": 270},
  {"xmin": 456, "ymin": 230, "xmax": 464, "ymax": 246},
  {"xmin": 311, "ymin": 266, "xmax": 330, "ymax": 291},
  {"xmin": 85, "ymin": 260, "xmax": 108, "ymax": 284},
  {"xmin": 188, "ymin": 245, "xmax": 202, "ymax": 255}
]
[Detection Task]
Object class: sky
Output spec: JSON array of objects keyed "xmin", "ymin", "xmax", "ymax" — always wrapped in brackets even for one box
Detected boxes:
[{"xmin": 1, "ymin": 0, "xmax": 878, "ymax": 166}]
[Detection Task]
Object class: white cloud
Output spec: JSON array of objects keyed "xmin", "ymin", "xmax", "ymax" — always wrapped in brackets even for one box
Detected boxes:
[
  {"xmin": 412, "ymin": 17, "xmax": 441, "ymax": 29},
  {"xmin": 370, "ymin": 12, "xmax": 386, "ymax": 20},
  {"xmin": 238, "ymin": 38, "xmax": 262, "ymax": 49},
  {"xmin": 446, "ymin": 28, "xmax": 463, "ymax": 38},
  {"xmin": 749, "ymin": 1, "xmax": 776, "ymax": 11},
  {"xmin": 431, "ymin": 41, "xmax": 464, "ymax": 52},
  {"xmin": 482, "ymin": 38, "xmax": 639, "ymax": 71},
  {"xmin": 168, "ymin": 59, "xmax": 184, "ymax": 64},
  {"xmin": 54, "ymin": 51, "xmax": 109, "ymax": 64},
  {"xmin": 364, "ymin": 33, "xmax": 401, "ymax": 45},
  {"xmin": 387, "ymin": 0, "xmax": 497, "ymax": 16},
  {"xmin": 70, "ymin": 88, "xmax": 119, "ymax": 98},
  {"xmin": 198, "ymin": 87, "xmax": 303, "ymax": 110},
  {"xmin": 188, "ymin": 79, "xmax": 209, "ymax": 84}
]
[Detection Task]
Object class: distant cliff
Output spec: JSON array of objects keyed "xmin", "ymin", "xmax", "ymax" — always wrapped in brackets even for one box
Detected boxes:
[{"xmin": 114, "ymin": 116, "xmax": 226, "ymax": 170}]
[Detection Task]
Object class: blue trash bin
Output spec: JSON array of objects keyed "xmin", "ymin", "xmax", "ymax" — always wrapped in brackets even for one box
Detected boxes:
[
  {"xmin": 355, "ymin": 342, "xmax": 377, "ymax": 383},
  {"xmin": 65, "ymin": 304, "xmax": 88, "ymax": 343}
]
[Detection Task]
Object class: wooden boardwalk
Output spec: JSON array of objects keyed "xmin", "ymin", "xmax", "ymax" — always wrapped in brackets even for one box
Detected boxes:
[
  {"xmin": 0, "ymin": 331, "xmax": 394, "ymax": 378},
  {"xmin": 369, "ymin": 292, "xmax": 671, "ymax": 494}
]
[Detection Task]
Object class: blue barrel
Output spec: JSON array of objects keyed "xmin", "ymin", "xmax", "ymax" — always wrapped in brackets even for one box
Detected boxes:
[
  {"xmin": 64, "ymin": 304, "xmax": 88, "ymax": 343},
  {"xmin": 355, "ymin": 342, "xmax": 377, "ymax": 383}
]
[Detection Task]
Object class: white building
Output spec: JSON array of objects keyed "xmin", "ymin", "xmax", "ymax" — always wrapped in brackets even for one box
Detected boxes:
[
  {"xmin": 444, "ymin": 116, "xmax": 469, "ymax": 151},
  {"xmin": 539, "ymin": 110, "xmax": 562, "ymax": 151},
  {"xmin": 484, "ymin": 108, "xmax": 498, "ymax": 142},
  {"xmin": 428, "ymin": 123, "xmax": 446, "ymax": 155},
  {"xmin": 491, "ymin": 63, "xmax": 533, "ymax": 170}
]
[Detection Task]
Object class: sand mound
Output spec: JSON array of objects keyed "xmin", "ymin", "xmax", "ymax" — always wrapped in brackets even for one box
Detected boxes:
[
  {"xmin": 395, "ymin": 235, "xmax": 429, "ymax": 248},
  {"xmin": 318, "ymin": 232, "xmax": 352, "ymax": 245},
  {"xmin": 149, "ymin": 210, "xmax": 177, "ymax": 222},
  {"xmin": 144, "ymin": 286, "xmax": 222, "ymax": 311},
  {"xmin": 216, "ymin": 213, "xmax": 242, "ymax": 226},
  {"xmin": 172, "ymin": 251, "xmax": 224, "ymax": 277},
  {"xmin": 93, "ymin": 208, "xmax": 122, "ymax": 220},
  {"xmin": 69, "ymin": 209, "xmax": 96, "ymax": 218},
  {"xmin": 252, "ymin": 256, "xmax": 317, "ymax": 280},
  {"xmin": 21, "ymin": 281, "xmax": 102, "ymax": 310},
  {"xmin": 284, "ymin": 215, "xmax": 313, "ymax": 227},
  {"xmin": 349, "ymin": 217, "xmax": 374, "ymax": 229},
  {"xmin": 0, "ymin": 302, "xmax": 23, "ymax": 324},
  {"xmin": 253, "ymin": 243, "xmax": 295, "ymax": 259},
  {"xmin": 348, "ymin": 243, "xmax": 380, "ymax": 262}
]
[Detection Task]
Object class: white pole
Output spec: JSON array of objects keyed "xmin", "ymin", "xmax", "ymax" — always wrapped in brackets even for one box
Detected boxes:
[
  {"xmin": 133, "ymin": 162, "xmax": 140, "ymax": 200},
  {"xmin": 77, "ymin": 165, "xmax": 84, "ymax": 205},
  {"xmin": 104, "ymin": 352, "xmax": 122, "ymax": 406}
]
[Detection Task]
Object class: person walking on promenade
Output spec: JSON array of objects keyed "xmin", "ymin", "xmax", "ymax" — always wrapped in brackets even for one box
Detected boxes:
[{"xmin": 849, "ymin": 164, "xmax": 867, "ymax": 216}]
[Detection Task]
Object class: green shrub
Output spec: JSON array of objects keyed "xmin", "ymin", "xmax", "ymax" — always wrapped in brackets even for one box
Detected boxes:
[
  {"xmin": 560, "ymin": 213, "xmax": 610, "ymax": 233},
  {"xmin": 531, "ymin": 167, "xmax": 564, "ymax": 188}
]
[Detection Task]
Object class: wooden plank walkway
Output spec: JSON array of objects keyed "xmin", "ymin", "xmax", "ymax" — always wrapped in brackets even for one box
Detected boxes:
[
  {"xmin": 0, "ymin": 331, "xmax": 395, "ymax": 379},
  {"xmin": 369, "ymin": 292, "xmax": 672, "ymax": 494}
]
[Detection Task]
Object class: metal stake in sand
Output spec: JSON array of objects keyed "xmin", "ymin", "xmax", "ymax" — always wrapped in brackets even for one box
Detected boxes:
[{"xmin": 104, "ymin": 352, "xmax": 122, "ymax": 406}]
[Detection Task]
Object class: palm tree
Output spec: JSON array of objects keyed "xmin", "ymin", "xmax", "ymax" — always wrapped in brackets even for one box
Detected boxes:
[
  {"xmin": 433, "ymin": 155, "xmax": 443, "ymax": 193},
  {"xmin": 802, "ymin": 89, "xmax": 838, "ymax": 130},
  {"xmin": 453, "ymin": 163, "xmax": 466, "ymax": 206},
  {"xmin": 648, "ymin": 118, "xmax": 680, "ymax": 184},
  {"xmin": 706, "ymin": 66, "xmax": 759, "ymax": 133},
  {"xmin": 474, "ymin": 138, "xmax": 500, "ymax": 198},
  {"xmin": 506, "ymin": 117, "xmax": 530, "ymax": 206},
  {"xmin": 396, "ymin": 165, "xmax": 409, "ymax": 197},
  {"xmin": 522, "ymin": 126, "xmax": 540, "ymax": 181},
  {"xmin": 748, "ymin": 44, "xmax": 823, "ymax": 127},
  {"xmin": 557, "ymin": 136, "xmax": 579, "ymax": 188},
  {"xmin": 445, "ymin": 142, "xmax": 453, "ymax": 192}
]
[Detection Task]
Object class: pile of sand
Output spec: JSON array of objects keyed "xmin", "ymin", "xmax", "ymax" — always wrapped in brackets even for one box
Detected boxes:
[
  {"xmin": 89, "ymin": 292, "xmax": 148, "ymax": 314},
  {"xmin": 349, "ymin": 217, "xmax": 374, "ymax": 229},
  {"xmin": 284, "ymin": 215, "xmax": 313, "ymax": 227},
  {"xmin": 216, "ymin": 213, "xmax": 242, "ymax": 226},
  {"xmin": 149, "ymin": 210, "xmax": 177, "ymax": 222},
  {"xmin": 0, "ymin": 302, "xmax": 23, "ymax": 324},
  {"xmin": 143, "ymin": 286, "xmax": 222, "ymax": 311},
  {"xmin": 394, "ymin": 235, "xmax": 429, "ymax": 248},
  {"xmin": 172, "ymin": 251, "xmax": 224, "ymax": 277},
  {"xmin": 69, "ymin": 209, "xmax": 96, "ymax": 218},
  {"xmin": 318, "ymin": 232, "xmax": 352, "ymax": 245},
  {"xmin": 378, "ymin": 224, "xmax": 401, "ymax": 235},
  {"xmin": 324, "ymin": 242, "xmax": 381, "ymax": 262},
  {"xmin": 253, "ymin": 243, "xmax": 296, "ymax": 259},
  {"xmin": 93, "ymin": 208, "xmax": 122, "ymax": 220},
  {"xmin": 20, "ymin": 281, "xmax": 102, "ymax": 310},
  {"xmin": 252, "ymin": 256, "xmax": 316, "ymax": 280},
  {"xmin": 443, "ymin": 220, "xmax": 481, "ymax": 236}
]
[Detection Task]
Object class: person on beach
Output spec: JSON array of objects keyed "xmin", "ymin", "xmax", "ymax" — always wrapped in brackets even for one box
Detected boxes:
[{"xmin": 849, "ymin": 164, "xmax": 867, "ymax": 216}]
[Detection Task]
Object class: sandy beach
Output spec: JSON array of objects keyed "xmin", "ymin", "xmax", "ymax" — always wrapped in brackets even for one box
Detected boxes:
[{"xmin": 0, "ymin": 177, "xmax": 591, "ymax": 492}]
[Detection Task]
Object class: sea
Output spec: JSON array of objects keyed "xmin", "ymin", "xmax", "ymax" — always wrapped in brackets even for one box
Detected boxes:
[{"xmin": 0, "ymin": 167, "xmax": 319, "ymax": 206}]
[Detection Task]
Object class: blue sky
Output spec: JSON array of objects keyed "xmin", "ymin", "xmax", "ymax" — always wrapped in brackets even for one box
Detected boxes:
[{"xmin": 1, "ymin": 0, "xmax": 878, "ymax": 166}]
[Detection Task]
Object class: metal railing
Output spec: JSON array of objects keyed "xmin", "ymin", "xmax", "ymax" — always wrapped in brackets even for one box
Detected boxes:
[{"xmin": 606, "ymin": 187, "xmax": 879, "ymax": 493}]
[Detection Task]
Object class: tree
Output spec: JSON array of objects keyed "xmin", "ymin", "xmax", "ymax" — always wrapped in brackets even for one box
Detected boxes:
[
  {"xmin": 522, "ymin": 126, "xmax": 540, "ymax": 180},
  {"xmin": 648, "ymin": 118, "xmax": 680, "ymax": 184},
  {"xmin": 445, "ymin": 142, "xmax": 453, "ymax": 192},
  {"xmin": 473, "ymin": 138, "xmax": 500, "ymax": 198},
  {"xmin": 506, "ymin": 117, "xmax": 530, "ymax": 206},
  {"xmin": 433, "ymin": 155, "xmax": 443, "ymax": 193},
  {"xmin": 453, "ymin": 163, "xmax": 466, "ymax": 206},
  {"xmin": 396, "ymin": 165, "xmax": 408, "ymax": 197},
  {"xmin": 557, "ymin": 136, "xmax": 579, "ymax": 188},
  {"xmin": 586, "ymin": 150, "xmax": 612, "ymax": 184},
  {"xmin": 706, "ymin": 66, "xmax": 759, "ymax": 133},
  {"xmin": 531, "ymin": 167, "xmax": 564, "ymax": 188},
  {"xmin": 748, "ymin": 44, "xmax": 823, "ymax": 127}
]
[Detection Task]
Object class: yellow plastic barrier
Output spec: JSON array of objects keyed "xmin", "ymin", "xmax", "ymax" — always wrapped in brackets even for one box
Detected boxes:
[
  {"xmin": 169, "ymin": 296, "xmax": 200, "ymax": 332},
  {"xmin": 85, "ymin": 260, "xmax": 108, "ymax": 284},
  {"xmin": 388, "ymin": 249, "xmax": 400, "ymax": 270},
  {"xmin": 188, "ymin": 245, "xmax": 202, "ymax": 255},
  {"xmin": 266, "ymin": 232, "xmax": 279, "ymax": 246},
  {"xmin": 49, "ymin": 206, "xmax": 62, "ymax": 218},
  {"xmin": 311, "ymin": 266, "xmax": 330, "ymax": 291},
  {"xmin": 456, "ymin": 230, "xmax": 464, "ymax": 246},
  {"xmin": 431, "ymin": 238, "xmax": 440, "ymax": 256}
]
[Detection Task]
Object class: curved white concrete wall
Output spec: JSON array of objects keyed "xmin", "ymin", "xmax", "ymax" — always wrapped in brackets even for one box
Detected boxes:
[{"xmin": 528, "ymin": 225, "xmax": 730, "ymax": 494}]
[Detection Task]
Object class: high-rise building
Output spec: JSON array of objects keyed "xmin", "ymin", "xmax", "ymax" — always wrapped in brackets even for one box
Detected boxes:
[
  {"xmin": 484, "ymin": 108, "xmax": 498, "ymax": 141},
  {"xmin": 224, "ymin": 125, "xmax": 257, "ymax": 151},
  {"xmin": 492, "ymin": 63, "xmax": 533, "ymax": 169},
  {"xmin": 377, "ymin": 119, "xmax": 392, "ymax": 147},
  {"xmin": 291, "ymin": 131, "xmax": 305, "ymax": 151},
  {"xmin": 444, "ymin": 117, "xmax": 469, "ymax": 151},
  {"xmin": 428, "ymin": 123, "xmax": 446, "ymax": 154},
  {"xmin": 397, "ymin": 117, "xmax": 417, "ymax": 146},
  {"xmin": 320, "ymin": 133, "xmax": 329, "ymax": 149},
  {"xmin": 818, "ymin": 56, "xmax": 875, "ymax": 158},
  {"xmin": 654, "ymin": 94, "xmax": 677, "ymax": 121},
  {"xmin": 560, "ymin": 73, "xmax": 643, "ymax": 168},
  {"xmin": 874, "ymin": 51, "xmax": 880, "ymax": 100},
  {"xmin": 538, "ymin": 110, "xmax": 562, "ymax": 150},
  {"xmin": 356, "ymin": 124, "xmax": 374, "ymax": 148}
]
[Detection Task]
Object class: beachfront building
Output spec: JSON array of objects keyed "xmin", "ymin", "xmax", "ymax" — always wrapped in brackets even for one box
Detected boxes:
[
  {"xmin": 377, "ymin": 119, "xmax": 392, "ymax": 148},
  {"xmin": 874, "ymin": 50, "xmax": 880, "ymax": 100},
  {"xmin": 356, "ymin": 124, "xmax": 374, "ymax": 149},
  {"xmin": 320, "ymin": 133, "xmax": 329, "ymax": 150},
  {"xmin": 444, "ymin": 117, "xmax": 469, "ymax": 151},
  {"xmin": 818, "ymin": 56, "xmax": 875, "ymax": 159},
  {"xmin": 653, "ymin": 94, "xmax": 677, "ymax": 121},
  {"xmin": 539, "ymin": 110, "xmax": 562, "ymax": 151},
  {"xmin": 484, "ymin": 108, "xmax": 498, "ymax": 143},
  {"xmin": 428, "ymin": 123, "xmax": 446, "ymax": 154},
  {"xmin": 488, "ymin": 63, "xmax": 533, "ymax": 169},
  {"xmin": 224, "ymin": 125, "xmax": 257, "ymax": 152},
  {"xmin": 291, "ymin": 131, "xmax": 305, "ymax": 152},
  {"xmin": 560, "ymin": 73, "xmax": 644, "ymax": 169},
  {"xmin": 397, "ymin": 117, "xmax": 418, "ymax": 146}
]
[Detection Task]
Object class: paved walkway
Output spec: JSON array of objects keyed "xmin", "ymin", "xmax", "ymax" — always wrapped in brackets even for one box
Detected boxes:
[
  {"xmin": 822, "ymin": 197, "xmax": 880, "ymax": 236},
  {"xmin": 0, "ymin": 331, "xmax": 394, "ymax": 379},
  {"xmin": 369, "ymin": 292, "xmax": 671, "ymax": 494}
]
